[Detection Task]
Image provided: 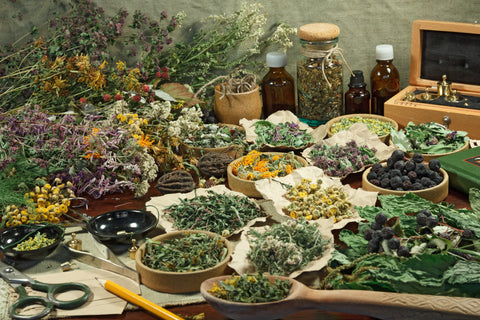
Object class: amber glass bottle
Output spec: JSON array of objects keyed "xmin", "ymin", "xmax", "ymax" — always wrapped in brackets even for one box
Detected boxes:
[
  {"xmin": 370, "ymin": 44, "xmax": 399, "ymax": 115},
  {"xmin": 261, "ymin": 52, "xmax": 296, "ymax": 117},
  {"xmin": 345, "ymin": 70, "xmax": 370, "ymax": 114}
]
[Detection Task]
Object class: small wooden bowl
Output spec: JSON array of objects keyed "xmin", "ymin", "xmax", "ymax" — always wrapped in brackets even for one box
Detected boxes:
[
  {"xmin": 181, "ymin": 123, "xmax": 246, "ymax": 159},
  {"xmin": 227, "ymin": 152, "xmax": 308, "ymax": 198},
  {"xmin": 325, "ymin": 113, "xmax": 398, "ymax": 143},
  {"xmin": 135, "ymin": 230, "xmax": 232, "ymax": 293},
  {"xmin": 362, "ymin": 166, "xmax": 449, "ymax": 203}
]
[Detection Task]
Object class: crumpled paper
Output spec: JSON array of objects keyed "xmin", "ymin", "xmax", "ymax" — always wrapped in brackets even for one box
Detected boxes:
[
  {"xmin": 228, "ymin": 166, "xmax": 378, "ymax": 279},
  {"xmin": 239, "ymin": 110, "xmax": 327, "ymax": 149},
  {"xmin": 302, "ymin": 122, "xmax": 398, "ymax": 178},
  {"xmin": 145, "ymin": 184, "xmax": 267, "ymax": 237}
]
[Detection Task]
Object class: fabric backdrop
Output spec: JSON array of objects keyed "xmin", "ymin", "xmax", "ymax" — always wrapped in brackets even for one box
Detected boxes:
[{"xmin": 1, "ymin": 0, "xmax": 480, "ymax": 95}]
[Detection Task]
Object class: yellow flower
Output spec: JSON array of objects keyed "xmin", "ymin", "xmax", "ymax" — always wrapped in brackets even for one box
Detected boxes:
[{"xmin": 116, "ymin": 60, "xmax": 125, "ymax": 71}]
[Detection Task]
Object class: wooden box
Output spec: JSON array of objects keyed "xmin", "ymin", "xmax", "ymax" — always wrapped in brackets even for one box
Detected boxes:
[{"xmin": 384, "ymin": 20, "xmax": 480, "ymax": 139}]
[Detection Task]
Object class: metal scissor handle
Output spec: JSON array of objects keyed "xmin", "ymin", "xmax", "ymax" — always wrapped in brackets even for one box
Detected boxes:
[{"xmin": 10, "ymin": 280, "xmax": 91, "ymax": 320}]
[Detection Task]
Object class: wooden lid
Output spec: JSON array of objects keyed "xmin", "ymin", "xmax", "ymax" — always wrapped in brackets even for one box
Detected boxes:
[
  {"xmin": 410, "ymin": 20, "xmax": 480, "ymax": 93},
  {"xmin": 298, "ymin": 23, "xmax": 340, "ymax": 41}
]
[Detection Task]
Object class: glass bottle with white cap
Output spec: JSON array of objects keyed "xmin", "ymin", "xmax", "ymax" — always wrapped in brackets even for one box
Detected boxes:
[
  {"xmin": 261, "ymin": 51, "xmax": 296, "ymax": 117},
  {"xmin": 370, "ymin": 44, "xmax": 400, "ymax": 115}
]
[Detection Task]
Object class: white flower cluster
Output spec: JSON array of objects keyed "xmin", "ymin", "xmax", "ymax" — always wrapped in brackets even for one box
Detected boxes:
[
  {"xmin": 267, "ymin": 23, "xmax": 298, "ymax": 50},
  {"xmin": 167, "ymin": 106, "xmax": 204, "ymax": 138},
  {"xmin": 146, "ymin": 100, "xmax": 172, "ymax": 120}
]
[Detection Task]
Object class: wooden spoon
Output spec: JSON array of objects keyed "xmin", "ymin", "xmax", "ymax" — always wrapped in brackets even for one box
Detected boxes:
[{"xmin": 200, "ymin": 275, "xmax": 480, "ymax": 320}]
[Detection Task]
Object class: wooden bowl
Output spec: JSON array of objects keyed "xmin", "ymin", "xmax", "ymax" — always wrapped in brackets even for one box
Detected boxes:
[
  {"xmin": 405, "ymin": 140, "xmax": 470, "ymax": 162},
  {"xmin": 362, "ymin": 166, "xmax": 449, "ymax": 203},
  {"xmin": 135, "ymin": 230, "xmax": 232, "ymax": 293},
  {"xmin": 227, "ymin": 152, "xmax": 308, "ymax": 198},
  {"xmin": 181, "ymin": 123, "xmax": 246, "ymax": 159},
  {"xmin": 325, "ymin": 114, "xmax": 398, "ymax": 143}
]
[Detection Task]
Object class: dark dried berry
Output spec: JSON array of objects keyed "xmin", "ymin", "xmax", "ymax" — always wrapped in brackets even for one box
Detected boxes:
[
  {"xmin": 367, "ymin": 171, "xmax": 377, "ymax": 181},
  {"xmin": 387, "ymin": 157, "xmax": 395, "ymax": 168},
  {"xmin": 371, "ymin": 221, "xmax": 382, "ymax": 231},
  {"xmin": 432, "ymin": 172, "xmax": 443, "ymax": 184},
  {"xmin": 393, "ymin": 160, "xmax": 405, "ymax": 171},
  {"xmin": 428, "ymin": 159, "xmax": 441, "ymax": 172},
  {"xmin": 372, "ymin": 230, "xmax": 383, "ymax": 240},
  {"xmin": 370, "ymin": 179, "xmax": 381, "ymax": 186},
  {"xmin": 381, "ymin": 227, "xmax": 395, "ymax": 239},
  {"xmin": 402, "ymin": 180, "xmax": 412, "ymax": 190},
  {"xmin": 397, "ymin": 245, "xmax": 410, "ymax": 257},
  {"xmin": 371, "ymin": 163, "xmax": 383, "ymax": 173},
  {"xmin": 426, "ymin": 215, "xmax": 439, "ymax": 228},
  {"xmin": 407, "ymin": 170, "xmax": 417, "ymax": 182},
  {"xmin": 391, "ymin": 149, "xmax": 405, "ymax": 162},
  {"xmin": 364, "ymin": 228, "xmax": 375, "ymax": 241},
  {"xmin": 390, "ymin": 176, "xmax": 403, "ymax": 189},
  {"xmin": 412, "ymin": 182, "xmax": 423, "ymax": 190},
  {"xmin": 380, "ymin": 178, "xmax": 390, "ymax": 189},
  {"xmin": 389, "ymin": 169, "xmax": 402, "ymax": 178},
  {"xmin": 420, "ymin": 177, "xmax": 435, "ymax": 188},
  {"xmin": 415, "ymin": 163, "xmax": 428, "ymax": 177},
  {"xmin": 387, "ymin": 237, "xmax": 400, "ymax": 250},
  {"xmin": 416, "ymin": 212, "xmax": 428, "ymax": 226},
  {"xmin": 412, "ymin": 153, "xmax": 424, "ymax": 163},
  {"xmin": 367, "ymin": 239, "xmax": 380, "ymax": 253},
  {"xmin": 405, "ymin": 160, "xmax": 416, "ymax": 172},
  {"xmin": 375, "ymin": 212, "xmax": 388, "ymax": 225},
  {"xmin": 418, "ymin": 209, "xmax": 432, "ymax": 217}
]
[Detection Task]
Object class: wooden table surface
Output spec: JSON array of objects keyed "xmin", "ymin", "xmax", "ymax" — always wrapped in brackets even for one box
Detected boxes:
[{"xmin": 60, "ymin": 172, "xmax": 472, "ymax": 320}]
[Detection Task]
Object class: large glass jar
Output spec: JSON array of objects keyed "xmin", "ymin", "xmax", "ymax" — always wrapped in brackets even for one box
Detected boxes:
[{"xmin": 297, "ymin": 23, "xmax": 343, "ymax": 126}]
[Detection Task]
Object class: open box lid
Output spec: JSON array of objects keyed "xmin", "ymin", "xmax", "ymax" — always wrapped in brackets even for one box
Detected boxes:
[{"xmin": 410, "ymin": 20, "xmax": 480, "ymax": 93}]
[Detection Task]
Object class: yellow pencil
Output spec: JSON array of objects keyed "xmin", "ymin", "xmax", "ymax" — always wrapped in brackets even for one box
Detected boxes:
[{"xmin": 96, "ymin": 278, "xmax": 185, "ymax": 320}]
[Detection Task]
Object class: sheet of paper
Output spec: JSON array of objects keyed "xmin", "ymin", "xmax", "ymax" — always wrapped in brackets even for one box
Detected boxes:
[{"xmin": 8, "ymin": 269, "xmax": 140, "ymax": 318}]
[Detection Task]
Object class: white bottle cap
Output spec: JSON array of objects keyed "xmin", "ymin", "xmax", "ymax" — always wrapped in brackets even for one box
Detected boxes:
[
  {"xmin": 376, "ymin": 44, "xmax": 394, "ymax": 60},
  {"xmin": 266, "ymin": 51, "xmax": 288, "ymax": 68}
]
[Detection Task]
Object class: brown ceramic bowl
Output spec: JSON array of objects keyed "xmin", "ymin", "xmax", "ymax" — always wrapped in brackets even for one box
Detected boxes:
[
  {"xmin": 325, "ymin": 113, "xmax": 398, "ymax": 143},
  {"xmin": 362, "ymin": 166, "xmax": 449, "ymax": 203},
  {"xmin": 227, "ymin": 152, "xmax": 309, "ymax": 198},
  {"xmin": 135, "ymin": 230, "xmax": 232, "ymax": 293}
]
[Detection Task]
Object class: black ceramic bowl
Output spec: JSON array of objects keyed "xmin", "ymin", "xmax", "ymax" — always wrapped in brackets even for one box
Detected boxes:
[
  {"xmin": 0, "ymin": 224, "xmax": 65, "ymax": 260},
  {"xmin": 86, "ymin": 209, "xmax": 158, "ymax": 244}
]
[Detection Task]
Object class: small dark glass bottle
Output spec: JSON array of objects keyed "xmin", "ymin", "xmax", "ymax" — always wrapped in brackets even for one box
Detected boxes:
[
  {"xmin": 370, "ymin": 44, "xmax": 400, "ymax": 115},
  {"xmin": 345, "ymin": 70, "xmax": 370, "ymax": 114},
  {"xmin": 261, "ymin": 51, "xmax": 296, "ymax": 117}
]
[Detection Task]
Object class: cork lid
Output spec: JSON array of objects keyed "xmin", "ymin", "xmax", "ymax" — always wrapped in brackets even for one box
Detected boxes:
[{"xmin": 298, "ymin": 23, "xmax": 340, "ymax": 41}]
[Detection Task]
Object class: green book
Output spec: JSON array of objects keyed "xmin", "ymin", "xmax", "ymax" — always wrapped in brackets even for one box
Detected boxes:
[{"xmin": 438, "ymin": 146, "xmax": 480, "ymax": 194}]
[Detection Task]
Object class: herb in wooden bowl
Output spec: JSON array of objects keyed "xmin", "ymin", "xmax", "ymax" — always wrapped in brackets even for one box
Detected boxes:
[{"xmin": 390, "ymin": 121, "xmax": 469, "ymax": 161}]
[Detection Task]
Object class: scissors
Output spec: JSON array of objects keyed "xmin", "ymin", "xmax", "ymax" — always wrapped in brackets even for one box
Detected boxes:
[{"xmin": 0, "ymin": 260, "xmax": 91, "ymax": 320}]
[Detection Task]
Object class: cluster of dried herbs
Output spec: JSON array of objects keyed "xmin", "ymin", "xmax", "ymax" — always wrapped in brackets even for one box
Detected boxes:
[
  {"xmin": 283, "ymin": 178, "xmax": 353, "ymax": 222},
  {"xmin": 254, "ymin": 121, "xmax": 313, "ymax": 149},
  {"xmin": 163, "ymin": 190, "xmax": 265, "ymax": 237},
  {"xmin": 142, "ymin": 232, "xmax": 228, "ymax": 272},
  {"xmin": 297, "ymin": 57, "xmax": 343, "ymax": 124},
  {"xmin": 209, "ymin": 273, "xmax": 291, "ymax": 303},
  {"xmin": 247, "ymin": 218, "xmax": 328, "ymax": 275}
]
